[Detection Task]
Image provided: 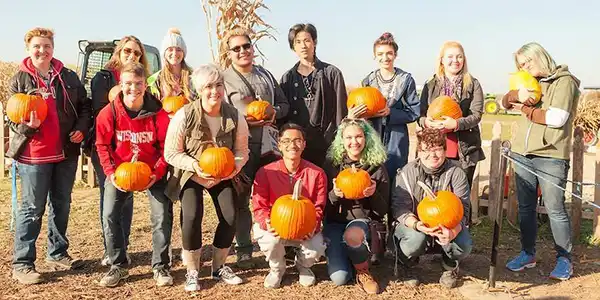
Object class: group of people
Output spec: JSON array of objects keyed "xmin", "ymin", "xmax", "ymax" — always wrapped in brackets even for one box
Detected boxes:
[{"xmin": 7, "ymin": 23, "xmax": 581, "ymax": 295}]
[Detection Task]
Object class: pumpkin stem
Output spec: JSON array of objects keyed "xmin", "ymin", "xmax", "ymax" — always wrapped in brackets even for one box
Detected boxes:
[
  {"xmin": 351, "ymin": 164, "xmax": 357, "ymax": 173},
  {"xmin": 292, "ymin": 179, "xmax": 302, "ymax": 200},
  {"xmin": 416, "ymin": 181, "xmax": 436, "ymax": 199}
]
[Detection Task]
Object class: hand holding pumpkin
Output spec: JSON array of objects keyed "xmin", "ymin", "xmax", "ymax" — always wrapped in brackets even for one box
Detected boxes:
[
  {"xmin": 424, "ymin": 117, "xmax": 443, "ymax": 130},
  {"xmin": 517, "ymin": 87, "xmax": 537, "ymax": 104},
  {"xmin": 434, "ymin": 225, "xmax": 460, "ymax": 246},
  {"xmin": 332, "ymin": 179, "xmax": 344, "ymax": 198},
  {"xmin": 415, "ymin": 220, "xmax": 440, "ymax": 236},
  {"xmin": 439, "ymin": 116, "xmax": 458, "ymax": 131},
  {"xmin": 110, "ymin": 174, "xmax": 127, "ymax": 192},
  {"xmin": 347, "ymin": 104, "xmax": 368, "ymax": 119},
  {"xmin": 372, "ymin": 106, "xmax": 391, "ymax": 118},
  {"xmin": 265, "ymin": 219, "xmax": 279, "ymax": 238},
  {"xmin": 24, "ymin": 111, "xmax": 41, "ymax": 129},
  {"xmin": 301, "ymin": 230, "xmax": 315, "ymax": 241},
  {"xmin": 141, "ymin": 174, "xmax": 157, "ymax": 190},
  {"xmin": 363, "ymin": 180, "xmax": 377, "ymax": 197}
]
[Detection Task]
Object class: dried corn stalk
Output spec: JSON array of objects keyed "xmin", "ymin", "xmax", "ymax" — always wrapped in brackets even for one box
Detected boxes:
[
  {"xmin": 201, "ymin": 0, "xmax": 276, "ymax": 69},
  {"xmin": 0, "ymin": 61, "xmax": 19, "ymax": 107},
  {"xmin": 574, "ymin": 91, "xmax": 600, "ymax": 135}
]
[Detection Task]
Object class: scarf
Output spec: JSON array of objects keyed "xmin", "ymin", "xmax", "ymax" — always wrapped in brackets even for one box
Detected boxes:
[{"xmin": 442, "ymin": 75, "xmax": 463, "ymax": 100}]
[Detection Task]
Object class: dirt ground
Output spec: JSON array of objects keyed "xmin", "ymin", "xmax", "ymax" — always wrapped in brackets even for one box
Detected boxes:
[{"xmin": 0, "ymin": 176, "xmax": 598, "ymax": 300}]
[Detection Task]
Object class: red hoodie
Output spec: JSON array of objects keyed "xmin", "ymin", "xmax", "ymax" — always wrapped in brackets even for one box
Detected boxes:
[
  {"xmin": 17, "ymin": 58, "xmax": 66, "ymax": 164},
  {"xmin": 251, "ymin": 159, "xmax": 327, "ymax": 232},
  {"xmin": 95, "ymin": 92, "xmax": 170, "ymax": 180}
]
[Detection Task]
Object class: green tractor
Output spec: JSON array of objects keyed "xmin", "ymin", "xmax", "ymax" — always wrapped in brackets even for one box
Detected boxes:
[{"xmin": 484, "ymin": 93, "xmax": 521, "ymax": 115}]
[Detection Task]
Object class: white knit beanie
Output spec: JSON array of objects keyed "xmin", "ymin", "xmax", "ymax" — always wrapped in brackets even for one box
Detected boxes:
[{"xmin": 161, "ymin": 28, "xmax": 187, "ymax": 59}]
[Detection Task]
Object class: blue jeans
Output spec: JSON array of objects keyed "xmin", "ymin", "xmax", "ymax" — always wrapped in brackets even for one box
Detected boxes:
[
  {"xmin": 13, "ymin": 157, "xmax": 78, "ymax": 270},
  {"xmin": 103, "ymin": 177, "xmax": 173, "ymax": 270},
  {"xmin": 393, "ymin": 223, "xmax": 473, "ymax": 262},
  {"xmin": 91, "ymin": 149, "xmax": 133, "ymax": 254},
  {"xmin": 323, "ymin": 219, "xmax": 371, "ymax": 286},
  {"xmin": 511, "ymin": 153, "xmax": 572, "ymax": 259}
]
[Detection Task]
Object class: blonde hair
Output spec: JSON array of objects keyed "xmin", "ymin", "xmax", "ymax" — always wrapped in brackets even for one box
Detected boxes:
[
  {"xmin": 436, "ymin": 41, "xmax": 472, "ymax": 90},
  {"xmin": 105, "ymin": 35, "xmax": 149, "ymax": 75},
  {"xmin": 159, "ymin": 60, "xmax": 193, "ymax": 99},
  {"xmin": 191, "ymin": 64, "xmax": 223, "ymax": 92},
  {"xmin": 24, "ymin": 27, "xmax": 54, "ymax": 45},
  {"xmin": 513, "ymin": 42, "xmax": 557, "ymax": 77}
]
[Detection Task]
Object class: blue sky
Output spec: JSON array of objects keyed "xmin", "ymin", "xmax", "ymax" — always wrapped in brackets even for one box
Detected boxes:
[{"xmin": 1, "ymin": 0, "xmax": 598, "ymax": 93}]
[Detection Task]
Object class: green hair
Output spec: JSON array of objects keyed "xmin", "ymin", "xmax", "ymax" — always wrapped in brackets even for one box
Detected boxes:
[{"xmin": 327, "ymin": 119, "xmax": 388, "ymax": 167}]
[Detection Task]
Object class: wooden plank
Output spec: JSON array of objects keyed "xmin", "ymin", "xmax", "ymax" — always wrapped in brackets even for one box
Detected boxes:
[
  {"xmin": 487, "ymin": 122, "xmax": 502, "ymax": 218},
  {"xmin": 506, "ymin": 164, "xmax": 518, "ymax": 224},
  {"xmin": 571, "ymin": 127, "xmax": 584, "ymax": 240},
  {"xmin": 478, "ymin": 198, "xmax": 595, "ymax": 220},
  {"xmin": 76, "ymin": 155, "xmax": 83, "ymax": 183},
  {"xmin": 470, "ymin": 162, "xmax": 480, "ymax": 223},
  {"xmin": 86, "ymin": 155, "xmax": 96, "ymax": 188},
  {"xmin": 594, "ymin": 140, "xmax": 600, "ymax": 243},
  {"xmin": 0, "ymin": 103, "xmax": 5, "ymax": 179}
]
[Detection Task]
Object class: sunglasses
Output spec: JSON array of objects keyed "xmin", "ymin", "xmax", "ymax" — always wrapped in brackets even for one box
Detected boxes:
[
  {"xmin": 229, "ymin": 43, "xmax": 252, "ymax": 53},
  {"xmin": 122, "ymin": 47, "xmax": 142, "ymax": 58}
]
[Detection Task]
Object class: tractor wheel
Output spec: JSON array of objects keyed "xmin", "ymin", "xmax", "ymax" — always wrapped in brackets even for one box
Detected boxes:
[
  {"xmin": 583, "ymin": 129, "xmax": 599, "ymax": 147},
  {"xmin": 485, "ymin": 100, "xmax": 500, "ymax": 114}
]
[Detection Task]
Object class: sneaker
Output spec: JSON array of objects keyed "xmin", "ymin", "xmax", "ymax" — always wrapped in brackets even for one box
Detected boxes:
[
  {"xmin": 153, "ymin": 268, "xmax": 173, "ymax": 286},
  {"xmin": 296, "ymin": 264, "xmax": 316, "ymax": 287},
  {"xmin": 185, "ymin": 270, "xmax": 200, "ymax": 292},
  {"xmin": 439, "ymin": 269, "xmax": 459, "ymax": 288},
  {"xmin": 212, "ymin": 266, "xmax": 243, "ymax": 285},
  {"xmin": 236, "ymin": 252, "xmax": 254, "ymax": 269},
  {"xmin": 396, "ymin": 257, "xmax": 420, "ymax": 287},
  {"xmin": 356, "ymin": 268, "xmax": 379, "ymax": 294},
  {"xmin": 549, "ymin": 257, "xmax": 573, "ymax": 281},
  {"xmin": 506, "ymin": 251, "xmax": 536, "ymax": 272},
  {"xmin": 101, "ymin": 253, "xmax": 132, "ymax": 266},
  {"xmin": 46, "ymin": 255, "xmax": 84, "ymax": 270},
  {"xmin": 99, "ymin": 266, "xmax": 129, "ymax": 287},
  {"xmin": 12, "ymin": 267, "xmax": 42, "ymax": 285},
  {"xmin": 264, "ymin": 270, "xmax": 284, "ymax": 289}
]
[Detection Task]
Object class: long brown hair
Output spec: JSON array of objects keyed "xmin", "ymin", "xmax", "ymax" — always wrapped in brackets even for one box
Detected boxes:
[
  {"xmin": 435, "ymin": 41, "xmax": 472, "ymax": 90},
  {"xmin": 159, "ymin": 59, "xmax": 193, "ymax": 99},
  {"xmin": 105, "ymin": 35, "xmax": 149, "ymax": 75}
]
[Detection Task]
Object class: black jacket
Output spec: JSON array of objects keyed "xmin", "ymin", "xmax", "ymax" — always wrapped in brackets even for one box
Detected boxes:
[{"xmin": 81, "ymin": 69, "xmax": 117, "ymax": 154}]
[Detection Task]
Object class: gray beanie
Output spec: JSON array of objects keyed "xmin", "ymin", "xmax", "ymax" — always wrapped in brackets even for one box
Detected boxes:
[{"xmin": 161, "ymin": 28, "xmax": 187, "ymax": 59}]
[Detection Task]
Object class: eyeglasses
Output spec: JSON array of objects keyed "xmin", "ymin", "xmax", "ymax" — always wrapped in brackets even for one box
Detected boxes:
[
  {"xmin": 279, "ymin": 138, "xmax": 304, "ymax": 146},
  {"xmin": 123, "ymin": 47, "xmax": 142, "ymax": 58},
  {"xmin": 419, "ymin": 146, "xmax": 445, "ymax": 156},
  {"xmin": 229, "ymin": 43, "xmax": 252, "ymax": 53}
]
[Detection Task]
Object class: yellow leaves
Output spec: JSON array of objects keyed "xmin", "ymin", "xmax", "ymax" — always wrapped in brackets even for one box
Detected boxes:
[{"xmin": 0, "ymin": 61, "xmax": 19, "ymax": 107}]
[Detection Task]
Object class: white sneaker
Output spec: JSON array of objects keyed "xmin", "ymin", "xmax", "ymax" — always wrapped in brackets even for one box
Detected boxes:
[
  {"xmin": 264, "ymin": 270, "xmax": 284, "ymax": 289},
  {"xmin": 212, "ymin": 266, "xmax": 243, "ymax": 285},
  {"xmin": 184, "ymin": 270, "xmax": 200, "ymax": 292},
  {"xmin": 153, "ymin": 268, "xmax": 173, "ymax": 286},
  {"xmin": 296, "ymin": 264, "xmax": 316, "ymax": 287}
]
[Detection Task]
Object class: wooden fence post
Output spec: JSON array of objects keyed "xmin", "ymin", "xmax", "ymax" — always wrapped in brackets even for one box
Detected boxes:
[
  {"xmin": 470, "ymin": 162, "xmax": 480, "ymax": 223},
  {"xmin": 488, "ymin": 121, "xmax": 502, "ymax": 218},
  {"xmin": 488, "ymin": 140, "xmax": 510, "ymax": 288},
  {"xmin": 87, "ymin": 155, "xmax": 96, "ymax": 188},
  {"xmin": 571, "ymin": 127, "xmax": 584, "ymax": 241},
  {"xmin": 0, "ymin": 103, "xmax": 5, "ymax": 179},
  {"xmin": 506, "ymin": 164, "xmax": 518, "ymax": 224},
  {"xmin": 594, "ymin": 139, "xmax": 600, "ymax": 244}
]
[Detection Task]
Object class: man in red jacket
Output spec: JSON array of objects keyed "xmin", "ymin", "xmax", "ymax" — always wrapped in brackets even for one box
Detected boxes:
[
  {"xmin": 251, "ymin": 123, "xmax": 327, "ymax": 289},
  {"xmin": 95, "ymin": 62, "xmax": 173, "ymax": 288}
]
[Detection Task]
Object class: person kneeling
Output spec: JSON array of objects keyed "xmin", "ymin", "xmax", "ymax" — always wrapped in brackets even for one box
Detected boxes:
[
  {"xmin": 95, "ymin": 62, "xmax": 173, "ymax": 287},
  {"xmin": 391, "ymin": 128, "xmax": 473, "ymax": 289},
  {"xmin": 251, "ymin": 123, "xmax": 327, "ymax": 289},
  {"xmin": 322, "ymin": 118, "xmax": 390, "ymax": 294}
]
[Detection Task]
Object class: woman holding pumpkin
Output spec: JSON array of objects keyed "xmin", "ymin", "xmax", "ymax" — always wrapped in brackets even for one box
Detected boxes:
[
  {"xmin": 391, "ymin": 128, "xmax": 472, "ymax": 289},
  {"xmin": 352, "ymin": 32, "xmax": 420, "ymax": 177},
  {"xmin": 95, "ymin": 62, "xmax": 173, "ymax": 288},
  {"xmin": 87, "ymin": 35, "xmax": 150, "ymax": 266},
  {"xmin": 322, "ymin": 118, "xmax": 389, "ymax": 294},
  {"xmin": 418, "ymin": 41, "xmax": 485, "ymax": 188},
  {"xmin": 147, "ymin": 28, "xmax": 196, "ymax": 114},
  {"xmin": 164, "ymin": 64, "xmax": 250, "ymax": 291},
  {"xmin": 501, "ymin": 42, "xmax": 579, "ymax": 281}
]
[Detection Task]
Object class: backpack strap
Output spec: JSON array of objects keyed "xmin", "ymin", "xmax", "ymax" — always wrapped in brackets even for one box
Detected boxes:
[{"xmin": 111, "ymin": 102, "xmax": 117, "ymax": 150}]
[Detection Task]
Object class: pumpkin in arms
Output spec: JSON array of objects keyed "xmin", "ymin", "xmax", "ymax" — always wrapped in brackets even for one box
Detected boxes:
[
  {"xmin": 113, "ymin": 153, "xmax": 153, "ymax": 192},
  {"xmin": 246, "ymin": 99, "xmax": 275, "ymax": 121},
  {"xmin": 270, "ymin": 179, "xmax": 317, "ymax": 240},
  {"xmin": 416, "ymin": 181, "xmax": 464, "ymax": 229},
  {"xmin": 162, "ymin": 95, "xmax": 188, "ymax": 117},
  {"xmin": 335, "ymin": 165, "xmax": 372, "ymax": 200},
  {"xmin": 6, "ymin": 92, "xmax": 48, "ymax": 124},
  {"xmin": 197, "ymin": 142, "xmax": 236, "ymax": 179},
  {"xmin": 347, "ymin": 87, "xmax": 387, "ymax": 118},
  {"xmin": 426, "ymin": 95, "xmax": 462, "ymax": 120},
  {"xmin": 509, "ymin": 70, "xmax": 542, "ymax": 104}
]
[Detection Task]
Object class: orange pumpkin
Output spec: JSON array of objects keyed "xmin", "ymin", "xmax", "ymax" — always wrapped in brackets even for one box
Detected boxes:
[
  {"xmin": 162, "ymin": 95, "xmax": 188, "ymax": 117},
  {"xmin": 270, "ymin": 179, "xmax": 317, "ymax": 240},
  {"xmin": 509, "ymin": 70, "xmax": 542, "ymax": 104},
  {"xmin": 197, "ymin": 142, "xmax": 236, "ymax": 179},
  {"xmin": 113, "ymin": 153, "xmax": 153, "ymax": 192},
  {"xmin": 426, "ymin": 95, "xmax": 462, "ymax": 120},
  {"xmin": 335, "ymin": 165, "xmax": 372, "ymax": 200},
  {"xmin": 6, "ymin": 92, "xmax": 48, "ymax": 124},
  {"xmin": 416, "ymin": 181, "xmax": 464, "ymax": 229},
  {"xmin": 347, "ymin": 87, "xmax": 387, "ymax": 117},
  {"xmin": 246, "ymin": 99, "xmax": 274, "ymax": 121},
  {"xmin": 108, "ymin": 85, "xmax": 121, "ymax": 102}
]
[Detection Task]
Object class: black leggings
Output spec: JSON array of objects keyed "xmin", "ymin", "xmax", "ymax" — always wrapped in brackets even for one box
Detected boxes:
[{"xmin": 180, "ymin": 179, "xmax": 237, "ymax": 250}]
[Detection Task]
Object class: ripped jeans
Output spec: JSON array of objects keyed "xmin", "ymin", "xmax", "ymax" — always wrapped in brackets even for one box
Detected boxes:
[{"xmin": 323, "ymin": 219, "xmax": 371, "ymax": 286}]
